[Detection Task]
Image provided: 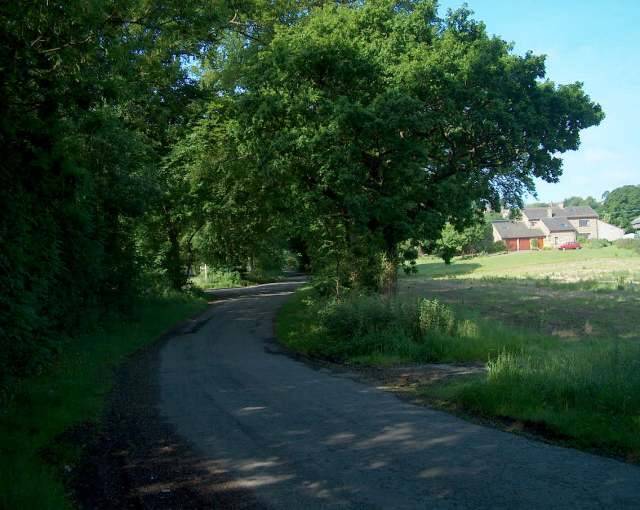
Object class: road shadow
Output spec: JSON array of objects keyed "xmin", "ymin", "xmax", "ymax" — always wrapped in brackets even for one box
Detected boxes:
[{"xmin": 71, "ymin": 318, "xmax": 268, "ymax": 509}]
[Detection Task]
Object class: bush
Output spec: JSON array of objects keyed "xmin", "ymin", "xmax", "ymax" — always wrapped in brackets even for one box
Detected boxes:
[
  {"xmin": 487, "ymin": 240, "xmax": 507, "ymax": 254},
  {"xmin": 278, "ymin": 289, "xmax": 556, "ymax": 365},
  {"xmin": 419, "ymin": 298, "xmax": 456, "ymax": 336},
  {"xmin": 316, "ymin": 294, "xmax": 467, "ymax": 361},
  {"xmin": 582, "ymin": 238, "xmax": 610, "ymax": 249},
  {"xmin": 191, "ymin": 268, "xmax": 242, "ymax": 289},
  {"xmin": 320, "ymin": 295, "xmax": 418, "ymax": 339}
]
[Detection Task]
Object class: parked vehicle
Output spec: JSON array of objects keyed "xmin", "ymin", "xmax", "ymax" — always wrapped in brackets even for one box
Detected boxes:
[{"xmin": 559, "ymin": 241, "xmax": 582, "ymax": 250}]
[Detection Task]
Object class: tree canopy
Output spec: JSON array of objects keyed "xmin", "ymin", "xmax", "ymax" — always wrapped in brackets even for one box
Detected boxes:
[
  {"xmin": 563, "ymin": 196, "xmax": 601, "ymax": 210},
  {"xmin": 204, "ymin": 1, "xmax": 603, "ymax": 291},
  {"xmin": 0, "ymin": 0, "xmax": 604, "ymax": 387},
  {"xmin": 601, "ymin": 185, "xmax": 640, "ymax": 231}
]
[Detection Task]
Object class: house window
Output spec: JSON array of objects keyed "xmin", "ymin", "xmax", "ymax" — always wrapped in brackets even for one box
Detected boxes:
[
  {"xmin": 554, "ymin": 236, "xmax": 558, "ymax": 245},
  {"xmin": 579, "ymin": 219, "xmax": 590, "ymax": 227}
]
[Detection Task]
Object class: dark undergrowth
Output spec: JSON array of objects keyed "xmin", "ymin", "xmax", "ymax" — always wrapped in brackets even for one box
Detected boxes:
[{"xmin": 0, "ymin": 293, "xmax": 207, "ymax": 510}]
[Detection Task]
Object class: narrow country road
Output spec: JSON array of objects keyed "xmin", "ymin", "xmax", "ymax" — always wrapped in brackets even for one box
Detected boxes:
[{"xmin": 84, "ymin": 278, "xmax": 640, "ymax": 509}]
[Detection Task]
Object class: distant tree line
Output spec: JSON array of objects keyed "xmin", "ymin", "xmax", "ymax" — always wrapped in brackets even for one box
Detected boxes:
[{"xmin": 1, "ymin": 1, "xmax": 604, "ymax": 387}]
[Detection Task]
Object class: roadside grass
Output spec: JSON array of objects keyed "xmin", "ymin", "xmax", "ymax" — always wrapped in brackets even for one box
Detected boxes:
[
  {"xmin": 406, "ymin": 245, "xmax": 640, "ymax": 458},
  {"xmin": 275, "ymin": 287, "xmax": 324, "ymax": 357},
  {"xmin": 419, "ymin": 341, "xmax": 640, "ymax": 460},
  {"xmin": 0, "ymin": 293, "xmax": 207, "ymax": 510},
  {"xmin": 276, "ymin": 288, "xmax": 556, "ymax": 365}
]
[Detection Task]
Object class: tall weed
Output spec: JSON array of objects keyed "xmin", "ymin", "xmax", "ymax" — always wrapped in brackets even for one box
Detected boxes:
[{"xmin": 419, "ymin": 299, "xmax": 455, "ymax": 335}]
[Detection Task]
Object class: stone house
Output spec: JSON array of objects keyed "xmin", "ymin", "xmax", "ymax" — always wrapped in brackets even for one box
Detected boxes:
[
  {"xmin": 521, "ymin": 205, "xmax": 599, "ymax": 239},
  {"xmin": 537, "ymin": 217, "xmax": 577, "ymax": 247},
  {"xmin": 492, "ymin": 204, "xmax": 625, "ymax": 250}
]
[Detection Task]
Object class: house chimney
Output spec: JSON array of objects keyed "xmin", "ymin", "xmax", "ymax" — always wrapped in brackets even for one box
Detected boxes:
[{"xmin": 547, "ymin": 205, "xmax": 553, "ymax": 217}]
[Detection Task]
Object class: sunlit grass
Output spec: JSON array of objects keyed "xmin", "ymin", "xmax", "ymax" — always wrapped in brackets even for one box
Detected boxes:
[
  {"xmin": 420, "ymin": 342, "xmax": 640, "ymax": 459},
  {"xmin": 190, "ymin": 268, "xmax": 244, "ymax": 289},
  {"xmin": 412, "ymin": 246, "xmax": 640, "ymax": 283}
]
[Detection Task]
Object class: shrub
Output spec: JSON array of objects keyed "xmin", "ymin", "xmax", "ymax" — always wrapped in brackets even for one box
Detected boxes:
[
  {"xmin": 320, "ymin": 295, "xmax": 416, "ymax": 340},
  {"xmin": 279, "ymin": 289, "xmax": 556, "ymax": 365},
  {"xmin": 488, "ymin": 240, "xmax": 507, "ymax": 253},
  {"xmin": 316, "ymin": 294, "xmax": 422, "ymax": 359},
  {"xmin": 582, "ymin": 238, "xmax": 610, "ymax": 249},
  {"xmin": 191, "ymin": 268, "xmax": 242, "ymax": 289},
  {"xmin": 418, "ymin": 298, "xmax": 456, "ymax": 336}
]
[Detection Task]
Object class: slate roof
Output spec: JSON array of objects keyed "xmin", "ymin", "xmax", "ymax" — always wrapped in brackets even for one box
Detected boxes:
[
  {"xmin": 540, "ymin": 217, "xmax": 576, "ymax": 232},
  {"xmin": 492, "ymin": 221, "xmax": 544, "ymax": 239},
  {"xmin": 560, "ymin": 206, "xmax": 599, "ymax": 218},
  {"xmin": 523, "ymin": 206, "xmax": 599, "ymax": 220},
  {"xmin": 522, "ymin": 207, "xmax": 549, "ymax": 220},
  {"xmin": 632, "ymin": 216, "xmax": 640, "ymax": 228}
]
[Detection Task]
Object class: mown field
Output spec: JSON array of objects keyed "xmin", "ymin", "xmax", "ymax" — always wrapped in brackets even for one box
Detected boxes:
[
  {"xmin": 412, "ymin": 245, "xmax": 640, "ymax": 283},
  {"xmin": 403, "ymin": 247, "xmax": 640, "ymax": 342},
  {"xmin": 277, "ymin": 244, "xmax": 640, "ymax": 460}
]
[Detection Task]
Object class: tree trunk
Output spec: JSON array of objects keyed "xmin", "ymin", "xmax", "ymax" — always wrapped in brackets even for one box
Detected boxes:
[
  {"xmin": 165, "ymin": 221, "xmax": 184, "ymax": 290},
  {"xmin": 380, "ymin": 251, "xmax": 398, "ymax": 296}
]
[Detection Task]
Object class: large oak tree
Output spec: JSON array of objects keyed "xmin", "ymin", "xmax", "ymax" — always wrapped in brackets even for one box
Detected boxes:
[{"xmin": 213, "ymin": 1, "xmax": 603, "ymax": 292}]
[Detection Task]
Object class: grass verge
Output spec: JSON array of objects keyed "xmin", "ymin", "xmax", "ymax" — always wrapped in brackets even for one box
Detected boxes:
[
  {"xmin": 419, "ymin": 341, "xmax": 640, "ymax": 461},
  {"xmin": 0, "ymin": 293, "xmax": 207, "ymax": 510},
  {"xmin": 276, "ymin": 288, "xmax": 555, "ymax": 365}
]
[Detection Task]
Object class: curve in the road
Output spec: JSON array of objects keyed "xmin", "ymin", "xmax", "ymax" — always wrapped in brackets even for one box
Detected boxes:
[{"xmin": 148, "ymin": 279, "xmax": 640, "ymax": 509}]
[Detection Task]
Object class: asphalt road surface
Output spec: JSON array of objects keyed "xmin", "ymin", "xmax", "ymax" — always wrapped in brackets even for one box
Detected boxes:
[{"xmin": 106, "ymin": 278, "xmax": 640, "ymax": 509}]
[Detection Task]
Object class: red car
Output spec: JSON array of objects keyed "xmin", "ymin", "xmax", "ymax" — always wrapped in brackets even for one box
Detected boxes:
[{"xmin": 559, "ymin": 241, "xmax": 582, "ymax": 250}]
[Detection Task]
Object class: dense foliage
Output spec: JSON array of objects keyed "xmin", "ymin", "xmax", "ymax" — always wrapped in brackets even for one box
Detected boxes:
[
  {"xmin": 601, "ymin": 185, "xmax": 640, "ymax": 231},
  {"xmin": 0, "ymin": 0, "xmax": 246, "ymax": 389},
  {"xmin": 563, "ymin": 195, "xmax": 601, "ymax": 211},
  {"xmin": 0, "ymin": 0, "xmax": 603, "ymax": 389},
  {"xmin": 428, "ymin": 218, "xmax": 506, "ymax": 263}
]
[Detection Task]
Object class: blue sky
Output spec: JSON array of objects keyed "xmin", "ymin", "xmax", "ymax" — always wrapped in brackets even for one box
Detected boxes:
[{"xmin": 439, "ymin": 0, "xmax": 640, "ymax": 203}]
